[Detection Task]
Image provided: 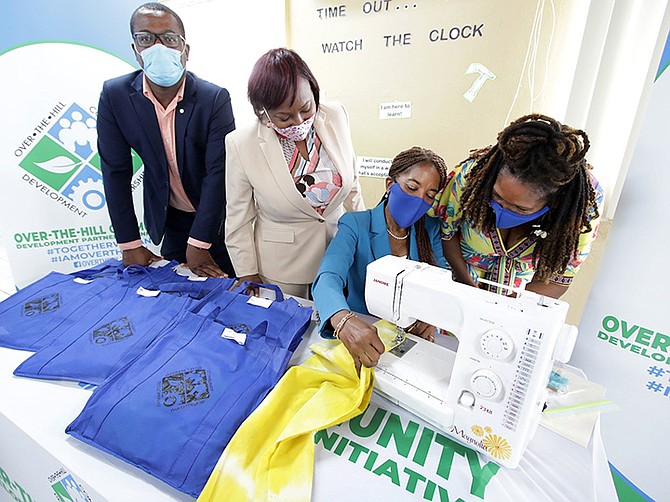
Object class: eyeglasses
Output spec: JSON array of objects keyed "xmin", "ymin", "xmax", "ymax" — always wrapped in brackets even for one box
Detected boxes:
[{"xmin": 132, "ymin": 31, "xmax": 185, "ymax": 49}]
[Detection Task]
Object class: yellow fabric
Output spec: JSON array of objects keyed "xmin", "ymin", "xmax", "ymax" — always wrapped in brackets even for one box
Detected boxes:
[{"xmin": 197, "ymin": 321, "xmax": 403, "ymax": 502}]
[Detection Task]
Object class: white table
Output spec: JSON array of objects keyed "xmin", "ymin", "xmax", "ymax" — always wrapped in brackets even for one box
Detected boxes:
[{"xmin": 0, "ymin": 314, "xmax": 617, "ymax": 502}]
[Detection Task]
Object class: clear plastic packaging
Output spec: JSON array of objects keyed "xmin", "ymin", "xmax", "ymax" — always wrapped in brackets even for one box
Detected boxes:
[{"xmin": 540, "ymin": 363, "xmax": 618, "ymax": 446}]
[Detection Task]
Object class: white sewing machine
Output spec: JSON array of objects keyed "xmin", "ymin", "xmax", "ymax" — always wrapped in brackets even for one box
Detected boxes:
[{"xmin": 365, "ymin": 255, "xmax": 577, "ymax": 468}]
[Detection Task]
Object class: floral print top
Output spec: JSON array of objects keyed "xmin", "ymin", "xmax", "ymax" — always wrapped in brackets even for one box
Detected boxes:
[{"xmin": 429, "ymin": 158, "xmax": 604, "ymax": 292}]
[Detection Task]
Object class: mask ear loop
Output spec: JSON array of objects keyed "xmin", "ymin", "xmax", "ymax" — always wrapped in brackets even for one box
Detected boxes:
[{"xmin": 262, "ymin": 108, "xmax": 274, "ymax": 128}]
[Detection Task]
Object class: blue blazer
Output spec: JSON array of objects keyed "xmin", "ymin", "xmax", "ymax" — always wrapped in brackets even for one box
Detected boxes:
[
  {"xmin": 98, "ymin": 70, "xmax": 235, "ymax": 245},
  {"xmin": 312, "ymin": 202, "xmax": 446, "ymax": 335}
]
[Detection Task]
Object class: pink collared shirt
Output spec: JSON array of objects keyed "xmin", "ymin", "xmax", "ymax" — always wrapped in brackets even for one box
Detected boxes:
[{"xmin": 119, "ymin": 77, "xmax": 210, "ymax": 251}]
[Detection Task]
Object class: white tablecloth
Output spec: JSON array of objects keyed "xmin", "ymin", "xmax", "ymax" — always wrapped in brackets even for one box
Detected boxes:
[{"xmin": 0, "ymin": 314, "xmax": 617, "ymax": 501}]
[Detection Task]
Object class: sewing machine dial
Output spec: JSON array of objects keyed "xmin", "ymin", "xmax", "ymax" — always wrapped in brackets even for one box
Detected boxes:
[
  {"xmin": 470, "ymin": 369, "xmax": 504, "ymax": 400},
  {"xmin": 479, "ymin": 329, "xmax": 514, "ymax": 360}
]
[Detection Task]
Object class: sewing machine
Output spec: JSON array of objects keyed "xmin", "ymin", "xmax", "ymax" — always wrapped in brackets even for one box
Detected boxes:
[{"xmin": 365, "ymin": 255, "xmax": 577, "ymax": 468}]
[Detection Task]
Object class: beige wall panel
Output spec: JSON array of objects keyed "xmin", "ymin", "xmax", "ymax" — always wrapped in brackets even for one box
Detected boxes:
[{"xmin": 287, "ymin": 0, "xmax": 590, "ymax": 207}]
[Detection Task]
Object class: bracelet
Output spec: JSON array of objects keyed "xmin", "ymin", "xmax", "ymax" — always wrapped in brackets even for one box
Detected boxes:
[{"xmin": 334, "ymin": 311, "xmax": 356, "ymax": 339}]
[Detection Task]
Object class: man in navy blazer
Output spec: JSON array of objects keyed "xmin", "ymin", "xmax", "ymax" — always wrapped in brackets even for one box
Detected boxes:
[{"xmin": 99, "ymin": 3, "xmax": 235, "ymax": 277}]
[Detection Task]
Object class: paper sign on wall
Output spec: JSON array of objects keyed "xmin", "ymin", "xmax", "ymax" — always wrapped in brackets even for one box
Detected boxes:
[
  {"xmin": 379, "ymin": 101, "xmax": 412, "ymax": 120},
  {"xmin": 357, "ymin": 156, "xmax": 392, "ymax": 178}
]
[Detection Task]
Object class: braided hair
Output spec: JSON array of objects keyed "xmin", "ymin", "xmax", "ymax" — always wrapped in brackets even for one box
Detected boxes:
[
  {"xmin": 458, "ymin": 114, "xmax": 599, "ymax": 281},
  {"xmin": 387, "ymin": 147, "xmax": 449, "ymax": 266}
]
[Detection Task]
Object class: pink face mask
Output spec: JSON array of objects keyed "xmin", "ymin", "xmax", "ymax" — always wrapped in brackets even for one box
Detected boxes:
[{"xmin": 264, "ymin": 109, "xmax": 315, "ymax": 142}]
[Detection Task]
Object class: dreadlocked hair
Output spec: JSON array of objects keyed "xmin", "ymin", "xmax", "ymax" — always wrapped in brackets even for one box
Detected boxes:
[
  {"xmin": 387, "ymin": 146, "xmax": 449, "ymax": 267},
  {"xmin": 458, "ymin": 114, "xmax": 600, "ymax": 281}
]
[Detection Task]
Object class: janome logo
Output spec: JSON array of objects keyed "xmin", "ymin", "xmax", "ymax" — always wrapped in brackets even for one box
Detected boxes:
[{"xmin": 373, "ymin": 278, "xmax": 389, "ymax": 287}]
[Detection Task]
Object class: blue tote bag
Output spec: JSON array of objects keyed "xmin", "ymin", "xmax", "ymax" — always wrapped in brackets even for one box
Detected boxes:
[
  {"xmin": 66, "ymin": 287, "xmax": 309, "ymax": 496},
  {"xmin": 0, "ymin": 260, "xmax": 162, "ymax": 351},
  {"xmin": 70, "ymin": 258, "xmax": 124, "ymax": 278},
  {"xmin": 213, "ymin": 281, "xmax": 312, "ymax": 352},
  {"xmin": 0, "ymin": 260, "xmax": 209, "ymax": 352},
  {"xmin": 0, "ymin": 272, "xmax": 120, "ymax": 351},
  {"xmin": 13, "ymin": 278, "xmax": 234, "ymax": 385}
]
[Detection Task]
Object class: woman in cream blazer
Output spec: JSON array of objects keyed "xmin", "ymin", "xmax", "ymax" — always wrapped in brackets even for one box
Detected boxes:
[{"xmin": 225, "ymin": 49, "xmax": 364, "ymax": 298}]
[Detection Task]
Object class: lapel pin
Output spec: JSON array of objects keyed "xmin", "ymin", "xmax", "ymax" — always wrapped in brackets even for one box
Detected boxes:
[{"xmin": 179, "ymin": 108, "xmax": 184, "ymax": 114}]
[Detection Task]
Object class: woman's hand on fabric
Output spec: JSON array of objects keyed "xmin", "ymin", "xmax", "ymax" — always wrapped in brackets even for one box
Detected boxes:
[
  {"xmin": 234, "ymin": 274, "xmax": 264, "ymax": 296},
  {"xmin": 332, "ymin": 312, "xmax": 385, "ymax": 373},
  {"xmin": 186, "ymin": 245, "xmax": 228, "ymax": 278},
  {"xmin": 406, "ymin": 321, "xmax": 436, "ymax": 342}
]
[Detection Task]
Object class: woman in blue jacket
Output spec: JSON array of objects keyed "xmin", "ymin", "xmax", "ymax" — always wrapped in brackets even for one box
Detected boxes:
[{"xmin": 312, "ymin": 146, "xmax": 448, "ymax": 371}]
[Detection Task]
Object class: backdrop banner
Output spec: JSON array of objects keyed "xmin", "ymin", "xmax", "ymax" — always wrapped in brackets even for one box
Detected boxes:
[
  {"xmin": 0, "ymin": 1, "xmax": 152, "ymax": 288},
  {"xmin": 570, "ymin": 35, "xmax": 670, "ymax": 502}
]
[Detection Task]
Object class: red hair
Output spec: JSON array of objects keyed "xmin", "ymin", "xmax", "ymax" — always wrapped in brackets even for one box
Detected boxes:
[{"xmin": 247, "ymin": 48, "xmax": 320, "ymax": 119}]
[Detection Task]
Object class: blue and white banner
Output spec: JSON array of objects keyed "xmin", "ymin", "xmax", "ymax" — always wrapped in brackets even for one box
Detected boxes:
[
  {"xmin": 0, "ymin": 1, "xmax": 152, "ymax": 288},
  {"xmin": 571, "ymin": 34, "xmax": 670, "ymax": 502}
]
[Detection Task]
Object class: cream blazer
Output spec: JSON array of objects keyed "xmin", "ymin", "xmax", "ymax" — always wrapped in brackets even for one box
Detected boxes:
[{"xmin": 225, "ymin": 102, "xmax": 365, "ymax": 285}]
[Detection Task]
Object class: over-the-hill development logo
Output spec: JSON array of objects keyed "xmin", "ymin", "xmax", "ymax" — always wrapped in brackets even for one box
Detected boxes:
[{"xmin": 17, "ymin": 102, "xmax": 142, "ymax": 215}]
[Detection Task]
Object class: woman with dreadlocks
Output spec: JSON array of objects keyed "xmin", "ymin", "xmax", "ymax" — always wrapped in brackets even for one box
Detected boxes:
[
  {"xmin": 312, "ymin": 146, "xmax": 449, "ymax": 371},
  {"xmin": 432, "ymin": 114, "xmax": 604, "ymax": 299}
]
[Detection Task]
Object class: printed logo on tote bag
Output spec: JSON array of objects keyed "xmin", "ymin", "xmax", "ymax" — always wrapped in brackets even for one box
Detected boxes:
[
  {"xmin": 23, "ymin": 293, "xmax": 61, "ymax": 316},
  {"xmin": 90, "ymin": 317, "xmax": 134, "ymax": 345},
  {"xmin": 159, "ymin": 368, "xmax": 212, "ymax": 410}
]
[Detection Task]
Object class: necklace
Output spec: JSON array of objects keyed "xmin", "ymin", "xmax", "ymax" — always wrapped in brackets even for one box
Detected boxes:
[{"xmin": 387, "ymin": 228, "xmax": 408, "ymax": 240}]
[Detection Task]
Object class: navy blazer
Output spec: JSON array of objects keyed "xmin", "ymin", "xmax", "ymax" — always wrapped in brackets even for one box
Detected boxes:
[
  {"xmin": 98, "ymin": 70, "xmax": 235, "ymax": 245},
  {"xmin": 312, "ymin": 202, "xmax": 446, "ymax": 336}
]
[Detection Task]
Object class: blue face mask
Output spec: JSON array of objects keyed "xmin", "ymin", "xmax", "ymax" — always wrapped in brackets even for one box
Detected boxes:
[
  {"xmin": 140, "ymin": 44, "xmax": 185, "ymax": 87},
  {"xmin": 387, "ymin": 182, "xmax": 432, "ymax": 229},
  {"xmin": 490, "ymin": 199, "xmax": 549, "ymax": 229}
]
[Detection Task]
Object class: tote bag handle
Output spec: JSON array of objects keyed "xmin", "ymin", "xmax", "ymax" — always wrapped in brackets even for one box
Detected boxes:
[{"xmin": 231, "ymin": 281, "xmax": 285, "ymax": 302}]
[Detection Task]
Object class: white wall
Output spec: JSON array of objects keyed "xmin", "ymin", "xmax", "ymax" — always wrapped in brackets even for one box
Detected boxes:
[
  {"xmin": 164, "ymin": 0, "xmax": 286, "ymax": 129},
  {"xmin": 168, "ymin": 0, "xmax": 670, "ymax": 220}
]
